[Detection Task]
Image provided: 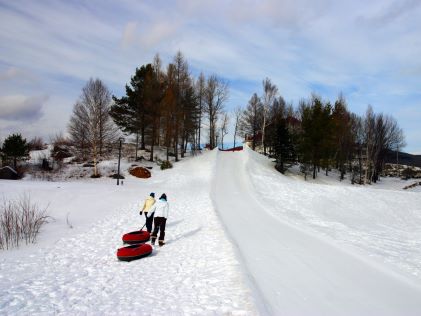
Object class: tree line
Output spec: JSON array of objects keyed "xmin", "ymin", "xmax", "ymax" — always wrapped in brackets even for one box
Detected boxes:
[
  {"xmin": 238, "ymin": 78, "xmax": 405, "ymax": 183},
  {"xmin": 1, "ymin": 54, "xmax": 406, "ymax": 185},
  {"xmin": 68, "ymin": 52, "xmax": 229, "ymax": 176}
]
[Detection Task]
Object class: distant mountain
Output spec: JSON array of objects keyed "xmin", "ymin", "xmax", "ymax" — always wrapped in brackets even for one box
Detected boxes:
[{"xmin": 384, "ymin": 150, "xmax": 421, "ymax": 168}]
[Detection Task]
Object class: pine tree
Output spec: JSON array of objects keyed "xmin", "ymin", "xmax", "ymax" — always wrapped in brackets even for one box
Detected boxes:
[
  {"xmin": 110, "ymin": 65, "xmax": 155, "ymax": 151},
  {"xmin": 1, "ymin": 133, "xmax": 29, "ymax": 170}
]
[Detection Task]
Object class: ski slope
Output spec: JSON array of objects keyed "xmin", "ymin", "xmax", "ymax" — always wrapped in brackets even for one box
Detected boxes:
[{"xmin": 212, "ymin": 148, "xmax": 421, "ymax": 315}]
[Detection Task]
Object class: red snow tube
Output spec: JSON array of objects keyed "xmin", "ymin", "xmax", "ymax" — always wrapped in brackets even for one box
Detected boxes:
[
  {"xmin": 117, "ymin": 243, "xmax": 153, "ymax": 261},
  {"xmin": 122, "ymin": 230, "xmax": 150, "ymax": 244}
]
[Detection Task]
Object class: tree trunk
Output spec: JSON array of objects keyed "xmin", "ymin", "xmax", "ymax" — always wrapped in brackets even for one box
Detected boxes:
[
  {"xmin": 93, "ymin": 144, "xmax": 98, "ymax": 176},
  {"xmin": 198, "ymin": 114, "xmax": 201, "ymax": 149},
  {"xmin": 262, "ymin": 114, "xmax": 266, "ymax": 155},
  {"xmin": 180, "ymin": 128, "xmax": 185, "ymax": 158},
  {"xmin": 135, "ymin": 132, "xmax": 139, "ymax": 160},
  {"xmin": 150, "ymin": 122, "xmax": 155, "ymax": 162},
  {"xmin": 364, "ymin": 145, "xmax": 369, "ymax": 184},
  {"xmin": 359, "ymin": 148, "xmax": 362, "ymax": 184},
  {"xmin": 141, "ymin": 124, "xmax": 146, "ymax": 150}
]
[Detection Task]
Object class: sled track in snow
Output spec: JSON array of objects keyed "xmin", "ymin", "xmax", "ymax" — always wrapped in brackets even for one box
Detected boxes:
[{"xmin": 212, "ymin": 149, "xmax": 421, "ymax": 316}]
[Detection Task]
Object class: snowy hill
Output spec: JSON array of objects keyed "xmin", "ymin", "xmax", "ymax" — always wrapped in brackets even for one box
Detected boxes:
[
  {"xmin": 213, "ymin": 147, "xmax": 421, "ymax": 315},
  {"xmin": 1, "ymin": 148, "xmax": 421, "ymax": 315}
]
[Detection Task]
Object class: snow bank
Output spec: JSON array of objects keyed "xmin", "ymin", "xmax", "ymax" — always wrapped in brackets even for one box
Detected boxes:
[{"xmin": 244, "ymin": 146, "xmax": 421, "ymax": 282}]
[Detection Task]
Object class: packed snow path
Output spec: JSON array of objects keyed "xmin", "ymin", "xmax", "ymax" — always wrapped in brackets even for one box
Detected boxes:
[
  {"xmin": 0, "ymin": 151, "xmax": 257, "ymax": 315},
  {"xmin": 212, "ymin": 150, "xmax": 421, "ymax": 315}
]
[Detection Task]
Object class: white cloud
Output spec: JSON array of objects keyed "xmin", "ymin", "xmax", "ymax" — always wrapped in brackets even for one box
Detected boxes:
[
  {"xmin": 0, "ymin": 95, "xmax": 47, "ymax": 121},
  {"xmin": 1, "ymin": 0, "xmax": 421, "ymax": 152},
  {"xmin": 0, "ymin": 67, "xmax": 37, "ymax": 82}
]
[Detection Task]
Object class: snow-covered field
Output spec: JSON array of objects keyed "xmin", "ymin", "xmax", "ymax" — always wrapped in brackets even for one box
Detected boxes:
[
  {"xmin": 1, "ymin": 147, "xmax": 421, "ymax": 315},
  {"xmin": 0, "ymin": 151, "xmax": 257, "ymax": 315},
  {"xmin": 245, "ymin": 148, "xmax": 421, "ymax": 281}
]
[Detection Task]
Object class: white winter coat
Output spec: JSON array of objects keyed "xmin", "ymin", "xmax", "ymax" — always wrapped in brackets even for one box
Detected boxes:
[{"xmin": 147, "ymin": 199, "xmax": 169, "ymax": 219}]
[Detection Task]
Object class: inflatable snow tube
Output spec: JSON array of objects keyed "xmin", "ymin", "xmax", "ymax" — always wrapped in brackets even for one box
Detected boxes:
[
  {"xmin": 122, "ymin": 230, "xmax": 150, "ymax": 244},
  {"xmin": 117, "ymin": 243, "xmax": 153, "ymax": 261}
]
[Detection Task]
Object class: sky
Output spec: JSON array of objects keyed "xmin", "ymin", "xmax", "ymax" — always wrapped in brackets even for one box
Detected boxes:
[{"xmin": 0, "ymin": 0, "xmax": 420, "ymax": 153}]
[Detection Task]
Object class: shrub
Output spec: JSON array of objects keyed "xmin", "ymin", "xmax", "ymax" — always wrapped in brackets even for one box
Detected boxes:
[
  {"xmin": 0, "ymin": 194, "xmax": 50, "ymax": 250},
  {"xmin": 402, "ymin": 167, "xmax": 416, "ymax": 180},
  {"xmin": 50, "ymin": 133, "xmax": 73, "ymax": 163},
  {"xmin": 28, "ymin": 137, "xmax": 45, "ymax": 151},
  {"xmin": 160, "ymin": 160, "xmax": 173, "ymax": 170}
]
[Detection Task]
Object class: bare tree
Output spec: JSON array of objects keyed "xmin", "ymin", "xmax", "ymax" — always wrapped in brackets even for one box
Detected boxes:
[
  {"xmin": 220, "ymin": 112, "xmax": 229, "ymax": 149},
  {"xmin": 28, "ymin": 137, "xmax": 45, "ymax": 151},
  {"xmin": 239, "ymin": 93, "xmax": 263, "ymax": 150},
  {"xmin": 262, "ymin": 78, "xmax": 278, "ymax": 155},
  {"xmin": 68, "ymin": 78, "xmax": 119, "ymax": 176},
  {"xmin": 68, "ymin": 103, "xmax": 90, "ymax": 160},
  {"xmin": 195, "ymin": 72, "xmax": 206, "ymax": 150},
  {"xmin": 204, "ymin": 75, "xmax": 229, "ymax": 149},
  {"xmin": 364, "ymin": 105, "xmax": 375, "ymax": 184},
  {"xmin": 233, "ymin": 106, "xmax": 243, "ymax": 149},
  {"xmin": 173, "ymin": 51, "xmax": 190, "ymax": 160},
  {"xmin": 393, "ymin": 126, "xmax": 406, "ymax": 177}
]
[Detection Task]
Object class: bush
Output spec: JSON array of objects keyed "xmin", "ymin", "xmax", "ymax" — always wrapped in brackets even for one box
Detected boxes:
[
  {"xmin": 28, "ymin": 137, "xmax": 45, "ymax": 151},
  {"xmin": 160, "ymin": 160, "xmax": 173, "ymax": 170},
  {"xmin": 50, "ymin": 133, "xmax": 73, "ymax": 162},
  {"xmin": 402, "ymin": 167, "xmax": 416, "ymax": 180},
  {"xmin": 0, "ymin": 194, "xmax": 50, "ymax": 250}
]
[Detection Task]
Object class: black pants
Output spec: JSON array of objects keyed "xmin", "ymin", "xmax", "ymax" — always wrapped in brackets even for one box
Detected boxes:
[
  {"xmin": 151, "ymin": 217, "xmax": 167, "ymax": 241},
  {"xmin": 144, "ymin": 212, "xmax": 154, "ymax": 233}
]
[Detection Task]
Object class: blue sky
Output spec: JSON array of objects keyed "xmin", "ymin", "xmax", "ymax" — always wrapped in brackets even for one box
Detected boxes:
[{"xmin": 0, "ymin": 0, "xmax": 420, "ymax": 153}]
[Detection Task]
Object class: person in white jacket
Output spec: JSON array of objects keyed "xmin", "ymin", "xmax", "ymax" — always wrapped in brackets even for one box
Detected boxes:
[{"xmin": 147, "ymin": 193, "xmax": 169, "ymax": 246}]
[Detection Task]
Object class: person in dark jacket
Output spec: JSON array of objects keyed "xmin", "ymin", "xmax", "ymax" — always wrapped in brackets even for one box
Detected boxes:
[
  {"xmin": 140, "ymin": 192, "xmax": 155, "ymax": 233},
  {"xmin": 147, "ymin": 193, "xmax": 169, "ymax": 247}
]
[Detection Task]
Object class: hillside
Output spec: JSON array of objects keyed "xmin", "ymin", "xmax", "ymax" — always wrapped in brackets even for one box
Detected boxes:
[
  {"xmin": 384, "ymin": 150, "xmax": 421, "ymax": 168},
  {"xmin": 1, "ymin": 148, "xmax": 421, "ymax": 315}
]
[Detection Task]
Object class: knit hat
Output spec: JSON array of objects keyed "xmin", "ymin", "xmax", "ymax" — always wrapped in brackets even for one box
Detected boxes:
[
  {"xmin": 150, "ymin": 192, "xmax": 155, "ymax": 197},
  {"xmin": 160, "ymin": 193, "xmax": 167, "ymax": 201}
]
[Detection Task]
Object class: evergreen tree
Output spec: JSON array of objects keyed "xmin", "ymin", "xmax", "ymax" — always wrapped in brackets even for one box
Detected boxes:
[
  {"xmin": 273, "ymin": 116, "xmax": 295, "ymax": 173},
  {"xmin": 110, "ymin": 64, "xmax": 155, "ymax": 151},
  {"xmin": 331, "ymin": 96, "xmax": 354, "ymax": 180},
  {"xmin": 1, "ymin": 133, "xmax": 29, "ymax": 170},
  {"xmin": 299, "ymin": 96, "xmax": 332, "ymax": 179}
]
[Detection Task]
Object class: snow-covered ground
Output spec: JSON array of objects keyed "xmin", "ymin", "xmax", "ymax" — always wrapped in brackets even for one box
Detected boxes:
[
  {"xmin": 1, "ymin": 147, "xmax": 421, "ymax": 315},
  {"xmin": 212, "ymin": 147, "xmax": 421, "ymax": 315},
  {"xmin": 244, "ymin": 148, "xmax": 421, "ymax": 282},
  {"xmin": 0, "ymin": 151, "xmax": 257, "ymax": 315},
  {"xmin": 285, "ymin": 162, "xmax": 421, "ymax": 191}
]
